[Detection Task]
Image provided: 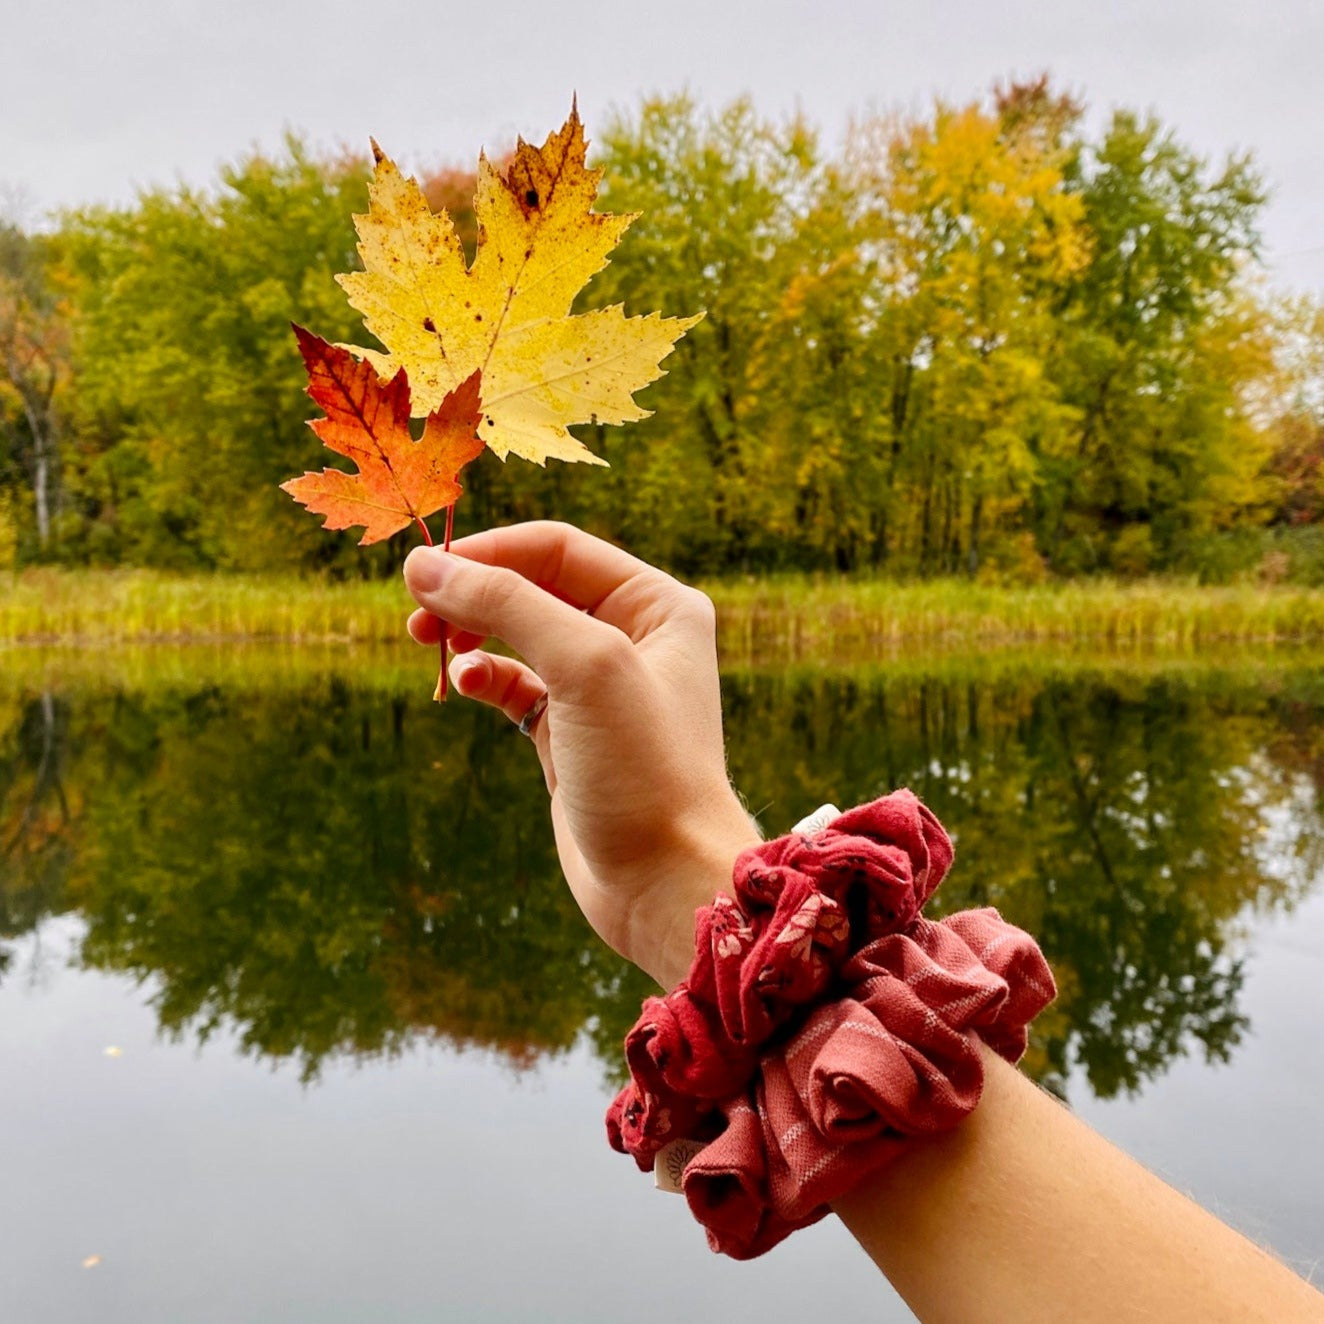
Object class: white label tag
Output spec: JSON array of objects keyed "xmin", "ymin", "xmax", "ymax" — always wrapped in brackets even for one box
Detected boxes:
[
  {"xmin": 652, "ymin": 1137, "xmax": 708, "ymax": 1194},
  {"xmin": 792, "ymin": 803, "xmax": 841, "ymax": 836}
]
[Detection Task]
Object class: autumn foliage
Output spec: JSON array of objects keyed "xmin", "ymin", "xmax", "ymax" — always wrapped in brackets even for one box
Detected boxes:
[
  {"xmin": 282, "ymin": 105, "xmax": 697, "ymax": 586},
  {"xmin": 6, "ymin": 82, "xmax": 1324, "ymax": 584}
]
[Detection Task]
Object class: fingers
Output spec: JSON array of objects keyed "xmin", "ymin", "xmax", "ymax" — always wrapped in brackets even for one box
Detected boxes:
[
  {"xmin": 448, "ymin": 650, "xmax": 546, "ymax": 726},
  {"xmin": 441, "ymin": 521, "xmax": 681, "ymax": 633},
  {"xmin": 408, "ymin": 609, "xmax": 442, "ymax": 645},
  {"xmin": 407, "ymin": 609, "xmax": 482, "ymax": 654},
  {"xmin": 404, "ymin": 542, "xmax": 633, "ymax": 689},
  {"xmin": 449, "ymin": 650, "xmax": 556, "ymax": 789},
  {"xmin": 404, "ymin": 521, "xmax": 715, "ymax": 687},
  {"xmin": 449, "ymin": 629, "xmax": 486, "ymax": 654}
]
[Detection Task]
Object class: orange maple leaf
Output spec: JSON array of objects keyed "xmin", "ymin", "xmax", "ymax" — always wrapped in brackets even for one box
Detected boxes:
[{"xmin": 281, "ymin": 326, "xmax": 483, "ymax": 545}]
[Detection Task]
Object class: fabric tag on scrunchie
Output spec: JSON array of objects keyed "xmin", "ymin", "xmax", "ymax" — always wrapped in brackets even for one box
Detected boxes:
[
  {"xmin": 653, "ymin": 1137, "xmax": 709, "ymax": 1194},
  {"xmin": 791, "ymin": 804, "xmax": 841, "ymax": 836}
]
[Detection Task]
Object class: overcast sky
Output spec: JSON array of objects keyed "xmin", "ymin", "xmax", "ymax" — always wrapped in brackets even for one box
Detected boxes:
[{"xmin": 4, "ymin": 0, "xmax": 1322, "ymax": 292}]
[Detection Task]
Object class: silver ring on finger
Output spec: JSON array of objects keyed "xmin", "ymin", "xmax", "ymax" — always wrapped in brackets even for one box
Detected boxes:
[{"xmin": 517, "ymin": 692, "xmax": 549, "ymax": 737}]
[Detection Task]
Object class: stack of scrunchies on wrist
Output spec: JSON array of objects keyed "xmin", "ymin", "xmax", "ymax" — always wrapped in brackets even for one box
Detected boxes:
[{"xmin": 605, "ymin": 789, "xmax": 1056, "ymax": 1259}]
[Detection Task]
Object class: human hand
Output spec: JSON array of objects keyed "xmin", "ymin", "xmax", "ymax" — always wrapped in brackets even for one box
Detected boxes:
[{"xmin": 403, "ymin": 522, "xmax": 761, "ymax": 989}]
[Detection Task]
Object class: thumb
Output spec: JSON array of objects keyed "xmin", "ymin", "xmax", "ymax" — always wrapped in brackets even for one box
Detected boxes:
[{"xmin": 403, "ymin": 544, "xmax": 625, "ymax": 690}]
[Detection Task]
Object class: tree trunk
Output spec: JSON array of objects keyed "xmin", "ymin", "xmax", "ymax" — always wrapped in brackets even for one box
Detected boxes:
[
  {"xmin": 919, "ymin": 466, "xmax": 934, "ymax": 575},
  {"xmin": 32, "ymin": 431, "xmax": 49, "ymax": 548},
  {"xmin": 5, "ymin": 691, "xmax": 69, "ymax": 860},
  {"xmin": 5, "ymin": 338, "xmax": 59, "ymax": 551},
  {"xmin": 939, "ymin": 474, "xmax": 954, "ymax": 572},
  {"xmin": 19, "ymin": 392, "xmax": 53, "ymax": 549}
]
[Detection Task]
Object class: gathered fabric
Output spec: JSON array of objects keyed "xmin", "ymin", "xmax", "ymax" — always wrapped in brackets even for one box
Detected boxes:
[{"xmin": 605, "ymin": 790, "xmax": 1056, "ymax": 1259}]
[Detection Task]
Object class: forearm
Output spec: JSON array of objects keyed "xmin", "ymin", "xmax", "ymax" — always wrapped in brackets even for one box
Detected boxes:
[
  {"xmin": 631, "ymin": 833, "xmax": 1323, "ymax": 1317},
  {"xmin": 834, "ymin": 1041, "xmax": 1324, "ymax": 1323}
]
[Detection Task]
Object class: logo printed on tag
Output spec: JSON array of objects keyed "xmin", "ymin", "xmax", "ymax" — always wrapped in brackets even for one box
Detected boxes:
[{"xmin": 653, "ymin": 1137, "xmax": 708, "ymax": 1193}]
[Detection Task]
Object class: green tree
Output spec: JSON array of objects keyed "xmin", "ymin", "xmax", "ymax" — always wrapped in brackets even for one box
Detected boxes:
[
  {"xmin": 842, "ymin": 88, "xmax": 1088, "ymax": 575},
  {"xmin": 22, "ymin": 89, "xmax": 1291, "ymax": 580},
  {"xmin": 0, "ymin": 224, "xmax": 68, "ymax": 557},
  {"xmin": 587, "ymin": 95, "xmax": 829, "ymax": 572},
  {"xmin": 1263, "ymin": 296, "xmax": 1324, "ymax": 528},
  {"xmin": 1044, "ymin": 111, "xmax": 1268, "ymax": 572},
  {"xmin": 738, "ymin": 167, "xmax": 896, "ymax": 570},
  {"xmin": 57, "ymin": 140, "xmax": 373, "ymax": 571}
]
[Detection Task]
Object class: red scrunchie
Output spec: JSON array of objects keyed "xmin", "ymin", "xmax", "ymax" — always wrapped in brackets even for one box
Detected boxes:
[
  {"xmin": 610, "ymin": 789, "xmax": 951, "ymax": 1159},
  {"xmin": 681, "ymin": 910, "xmax": 1055, "ymax": 1258},
  {"xmin": 605, "ymin": 790, "xmax": 1056, "ymax": 1260}
]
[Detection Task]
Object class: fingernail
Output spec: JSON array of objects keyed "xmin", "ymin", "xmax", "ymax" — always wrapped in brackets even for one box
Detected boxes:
[{"xmin": 404, "ymin": 547, "xmax": 452, "ymax": 594}]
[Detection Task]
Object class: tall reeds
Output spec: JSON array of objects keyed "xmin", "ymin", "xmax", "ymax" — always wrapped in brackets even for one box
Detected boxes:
[{"xmin": 2, "ymin": 569, "xmax": 1322, "ymax": 658}]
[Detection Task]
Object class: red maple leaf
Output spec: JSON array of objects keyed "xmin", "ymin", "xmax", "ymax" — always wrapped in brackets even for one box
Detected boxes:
[{"xmin": 281, "ymin": 325, "xmax": 483, "ymax": 545}]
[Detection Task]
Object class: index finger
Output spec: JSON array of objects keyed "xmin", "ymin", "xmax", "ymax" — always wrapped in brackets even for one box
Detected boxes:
[{"xmin": 445, "ymin": 521, "xmax": 679, "ymax": 634}]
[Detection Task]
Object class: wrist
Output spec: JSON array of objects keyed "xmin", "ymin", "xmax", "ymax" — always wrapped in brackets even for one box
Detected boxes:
[
  {"xmin": 641, "ymin": 879, "xmax": 726, "ymax": 991},
  {"xmin": 627, "ymin": 806, "xmax": 761, "ymax": 989}
]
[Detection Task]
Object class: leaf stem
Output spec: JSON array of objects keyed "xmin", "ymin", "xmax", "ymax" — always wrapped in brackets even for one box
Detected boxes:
[{"xmin": 415, "ymin": 514, "xmax": 447, "ymax": 702}]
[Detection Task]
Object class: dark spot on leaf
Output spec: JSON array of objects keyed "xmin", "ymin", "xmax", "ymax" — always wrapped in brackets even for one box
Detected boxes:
[
  {"xmin": 525, "ymin": 189, "xmax": 539, "ymax": 207},
  {"xmin": 422, "ymin": 317, "xmax": 436, "ymax": 333},
  {"xmin": 485, "ymin": 418, "xmax": 494, "ymax": 427},
  {"xmin": 475, "ymin": 314, "xmax": 483, "ymax": 322}
]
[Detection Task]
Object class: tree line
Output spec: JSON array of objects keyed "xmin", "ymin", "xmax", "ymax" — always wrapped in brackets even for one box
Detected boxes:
[{"xmin": 2, "ymin": 78, "xmax": 1321, "ymax": 582}]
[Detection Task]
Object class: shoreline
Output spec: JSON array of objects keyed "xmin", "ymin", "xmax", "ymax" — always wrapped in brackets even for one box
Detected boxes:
[{"xmin": 2, "ymin": 569, "xmax": 1323, "ymax": 653}]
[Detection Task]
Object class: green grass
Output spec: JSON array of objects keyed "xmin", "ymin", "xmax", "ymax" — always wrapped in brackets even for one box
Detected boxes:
[
  {"xmin": 705, "ymin": 575, "xmax": 1324, "ymax": 657},
  {"xmin": 3, "ymin": 641, "xmax": 1322, "ymax": 702},
  {"xmin": 0, "ymin": 569, "xmax": 406, "ymax": 644},
  {"xmin": 2, "ymin": 567, "xmax": 1324, "ymax": 659}
]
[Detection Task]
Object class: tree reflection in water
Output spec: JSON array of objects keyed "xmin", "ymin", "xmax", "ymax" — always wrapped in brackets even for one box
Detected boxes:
[{"xmin": 0, "ymin": 657, "xmax": 1320, "ymax": 1100}]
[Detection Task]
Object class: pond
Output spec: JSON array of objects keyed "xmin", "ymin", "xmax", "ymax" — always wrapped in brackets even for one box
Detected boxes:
[{"xmin": 1, "ymin": 647, "xmax": 1322, "ymax": 1322}]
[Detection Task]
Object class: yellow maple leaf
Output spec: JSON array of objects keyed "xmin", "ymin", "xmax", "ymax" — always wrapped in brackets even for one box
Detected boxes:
[{"xmin": 337, "ymin": 105, "xmax": 701, "ymax": 466}]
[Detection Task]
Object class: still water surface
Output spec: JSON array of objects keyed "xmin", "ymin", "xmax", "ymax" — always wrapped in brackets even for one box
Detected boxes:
[{"xmin": 1, "ymin": 650, "xmax": 1322, "ymax": 1321}]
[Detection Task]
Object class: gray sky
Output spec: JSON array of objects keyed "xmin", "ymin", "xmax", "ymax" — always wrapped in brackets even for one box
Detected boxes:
[{"xmin": 4, "ymin": 0, "xmax": 1322, "ymax": 292}]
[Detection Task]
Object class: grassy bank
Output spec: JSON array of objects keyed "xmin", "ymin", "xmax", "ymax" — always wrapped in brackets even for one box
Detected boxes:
[
  {"xmin": 2, "ymin": 567, "xmax": 1323, "ymax": 657},
  {"xmin": 4, "ymin": 641, "xmax": 1323, "ymax": 702},
  {"xmin": 0, "ymin": 569, "xmax": 403, "ymax": 645},
  {"xmin": 706, "ymin": 575, "xmax": 1324, "ymax": 656}
]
